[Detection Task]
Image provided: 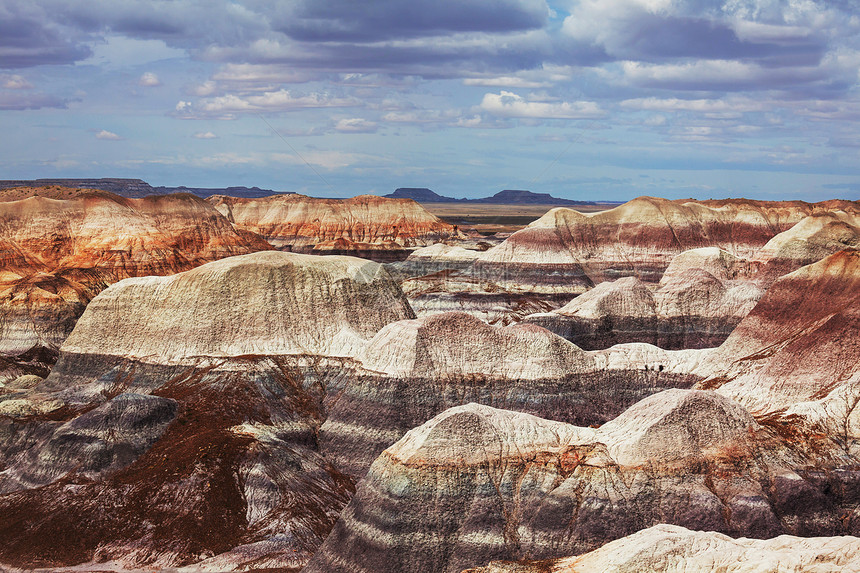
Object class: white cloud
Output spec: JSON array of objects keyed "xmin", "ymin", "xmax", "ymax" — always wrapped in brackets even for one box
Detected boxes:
[
  {"xmin": 193, "ymin": 131, "xmax": 218, "ymax": 139},
  {"xmin": 211, "ymin": 63, "xmax": 316, "ymax": 84},
  {"xmin": 463, "ymin": 76, "xmax": 551, "ymax": 88},
  {"xmin": 138, "ymin": 72, "xmax": 161, "ymax": 87},
  {"xmin": 479, "ymin": 91, "xmax": 603, "ymax": 119},
  {"xmin": 271, "ymin": 150, "xmax": 369, "ymax": 170},
  {"xmin": 191, "ymin": 81, "xmax": 218, "ymax": 96},
  {"xmin": 95, "ymin": 129, "xmax": 122, "ymax": 140},
  {"xmin": 622, "ymin": 60, "xmax": 759, "ymax": 86},
  {"xmin": 621, "ymin": 97, "xmax": 767, "ymax": 114},
  {"xmin": 334, "ymin": 118, "xmax": 378, "ymax": 133},
  {"xmin": 2, "ymin": 75, "xmax": 33, "ymax": 90},
  {"xmin": 193, "ymin": 89, "xmax": 361, "ymax": 116}
]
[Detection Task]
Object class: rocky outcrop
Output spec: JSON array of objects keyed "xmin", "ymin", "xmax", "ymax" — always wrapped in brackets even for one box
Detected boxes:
[
  {"xmin": 396, "ymin": 244, "xmax": 566, "ymax": 325},
  {"xmin": 0, "ymin": 190, "xmax": 269, "ymax": 382},
  {"xmin": 523, "ymin": 277, "xmax": 658, "ymax": 348},
  {"xmin": 318, "ymin": 312, "xmax": 703, "ymax": 479},
  {"xmin": 468, "ymin": 197, "xmax": 860, "ymax": 294},
  {"xmin": 208, "ymin": 194, "xmax": 461, "ymax": 253},
  {"xmin": 0, "ymin": 251, "xmax": 412, "ymax": 571},
  {"xmin": 524, "ymin": 266, "xmax": 762, "ymax": 350},
  {"xmin": 58, "ymin": 251, "xmax": 413, "ymax": 364},
  {"xmin": 751, "ymin": 212, "xmax": 860, "ymax": 285},
  {"xmin": 700, "ymin": 249, "xmax": 860, "ymax": 422},
  {"xmin": 655, "ymin": 268, "xmax": 762, "ymax": 349},
  {"xmin": 306, "ymin": 392, "xmax": 860, "ymax": 573},
  {"xmin": 466, "ymin": 524, "xmax": 860, "ymax": 573},
  {"xmin": 395, "ymin": 243, "xmax": 483, "ymax": 277}
]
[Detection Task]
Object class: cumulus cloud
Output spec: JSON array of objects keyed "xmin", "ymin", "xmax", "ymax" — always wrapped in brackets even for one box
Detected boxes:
[
  {"xmin": 334, "ymin": 118, "xmax": 378, "ymax": 133},
  {"xmin": 138, "ymin": 72, "xmax": 161, "ymax": 86},
  {"xmin": 562, "ymin": 0, "xmax": 837, "ymax": 63},
  {"xmin": 95, "ymin": 129, "xmax": 122, "ymax": 140},
  {"xmin": 479, "ymin": 90, "xmax": 603, "ymax": 119},
  {"xmin": 193, "ymin": 131, "xmax": 218, "ymax": 139},
  {"xmin": 1, "ymin": 74, "xmax": 33, "ymax": 89}
]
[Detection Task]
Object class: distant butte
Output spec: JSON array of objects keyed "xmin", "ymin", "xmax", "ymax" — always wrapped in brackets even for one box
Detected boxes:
[
  {"xmin": 0, "ymin": 178, "xmax": 293, "ymax": 199},
  {"xmin": 384, "ymin": 187, "xmax": 618, "ymax": 205}
]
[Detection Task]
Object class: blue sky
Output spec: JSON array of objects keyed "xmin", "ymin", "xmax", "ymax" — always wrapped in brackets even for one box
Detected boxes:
[{"xmin": 2, "ymin": 0, "xmax": 860, "ymax": 201}]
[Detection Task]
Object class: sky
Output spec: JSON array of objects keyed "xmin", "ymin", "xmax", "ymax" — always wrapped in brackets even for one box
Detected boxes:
[{"xmin": 2, "ymin": 0, "xmax": 860, "ymax": 201}]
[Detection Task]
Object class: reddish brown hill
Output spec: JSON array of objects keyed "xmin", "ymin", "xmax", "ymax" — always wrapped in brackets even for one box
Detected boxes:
[
  {"xmin": 470, "ymin": 196, "xmax": 860, "ymax": 293},
  {"xmin": 701, "ymin": 248, "xmax": 860, "ymax": 415},
  {"xmin": 0, "ymin": 188, "xmax": 269, "ymax": 379},
  {"xmin": 208, "ymin": 193, "xmax": 462, "ymax": 252}
]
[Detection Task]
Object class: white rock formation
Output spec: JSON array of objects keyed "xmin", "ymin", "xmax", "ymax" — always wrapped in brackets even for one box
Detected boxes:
[
  {"xmin": 483, "ymin": 524, "xmax": 860, "ymax": 573},
  {"xmin": 61, "ymin": 251, "xmax": 414, "ymax": 363}
]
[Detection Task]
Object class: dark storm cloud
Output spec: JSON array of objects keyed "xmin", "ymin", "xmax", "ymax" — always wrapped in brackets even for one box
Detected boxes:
[
  {"xmin": 0, "ymin": 3, "xmax": 90, "ymax": 68},
  {"xmin": 247, "ymin": 31, "xmax": 553, "ymax": 78},
  {"xmin": 603, "ymin": 13, "xmax": 825, "ymax": 63},
  {"xmin": 267, "ymin": 0, "xmax": 548, "ymax": 42}
]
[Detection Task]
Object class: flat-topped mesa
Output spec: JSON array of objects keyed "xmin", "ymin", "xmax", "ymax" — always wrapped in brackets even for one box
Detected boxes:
[
  {"xmin": 208, "ymin": 193, "xmax": 461, "ymax": 253},
  {"xmin": 700, "ymin": 248, "xmax": 860, "ymax": 418},
  {"xmin": 0, "ymin": 190, "xmax": 269, "ymax": 381},
  {"xmin": 469, "ymin": 197, "xmax": 860, "ymax": 294},
  {"xmin": 306, "ymin": 391, "xmax": 859, "ymax": 573},
  {"xmin": 467, "ymin": 524, "xmax": 860, "ymax": 573}
]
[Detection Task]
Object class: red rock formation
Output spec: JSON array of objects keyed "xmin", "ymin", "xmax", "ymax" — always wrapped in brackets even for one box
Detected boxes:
[
  {"xmin": 750, "ymin": 212, "xmax": 860, "ymax": 285},
  {"xmin": 0, "ymin": 188, "xmax": 269, "ymax": 380},
  {"xmin": 470, "ymin": 196, "xmax": 860, "ymax": 294},
  {"xmin": 208, "ymin": 193, "xmax": 461, "ymax": 252},
  {"xmin": 305, "ymin": 393, "xmax": 860, "ymax": 573},
  {"xmin": 700, "ymin": 248, "xmax": 860, "ymax": 419},
  {"xmin": 0, "ymin": 251, "xmax": 413, "ymax": 571}
]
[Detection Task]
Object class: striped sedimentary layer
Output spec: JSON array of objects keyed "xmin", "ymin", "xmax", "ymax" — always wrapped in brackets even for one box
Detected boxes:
[
  {"xmin": 0, "ymin": 249, "xmax": 710, "ymax": 572},
  {"xmin": 700, "ymin": 249, "xmax": 860, "ymax": 420},
  {"xmin": 750, "ymin": 212, "xmax": 860, "ymax": 284},
  {"xmin": 524, "ymin": 260, "xmax": 762, "ymax": 350},
  {"xmin": 306, "ymin": 392, "xmax": 860, "ymax": 573},
  {"xmin": 318, "ymin": 312, "xmax": 704, "ymax": 479},
  {"xmin": 467, "ymin": 197, "xmax": 860, "ymax": 294},
  {"xmin": 0, "ymin": 356, "xmax": 354, "ymax": 571},
  {"xmin": 0, "ymin": 189, "xmax": 269, "ymax": 382},
  {"xmin": 58, "ymin": 251, "xmax": 414, "ymax": 362},
  {"xmin": 0, "ymin": 251, "xmax": 413, "ymax": 571},
  {"xmin": 209, "ymin": 193, "xmax": 461, "ymax": 251}
]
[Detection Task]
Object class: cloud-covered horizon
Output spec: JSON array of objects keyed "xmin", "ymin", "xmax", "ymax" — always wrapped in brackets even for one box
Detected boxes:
[{"xmin": 1, "ymin": 0, "xmax": 859, "ymax": 200}]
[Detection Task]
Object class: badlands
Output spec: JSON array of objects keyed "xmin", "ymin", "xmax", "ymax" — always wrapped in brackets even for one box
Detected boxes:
[{"xmin": 1, "ymin": 187, "xmax": 860, "ymax": 572}]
